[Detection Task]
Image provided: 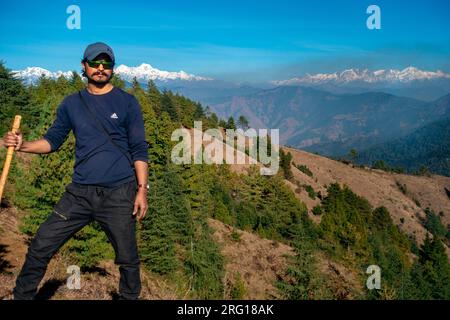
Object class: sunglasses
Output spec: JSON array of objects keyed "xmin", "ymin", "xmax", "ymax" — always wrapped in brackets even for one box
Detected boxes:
[{"xmin": 86, "ymin": 60, "xmax": 114, "ymax": 69}]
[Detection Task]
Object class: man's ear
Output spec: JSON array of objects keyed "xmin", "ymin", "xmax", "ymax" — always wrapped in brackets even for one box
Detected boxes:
[{"xmin": 81, "ymin": 61, "xmax": 87, "ymax": 77}]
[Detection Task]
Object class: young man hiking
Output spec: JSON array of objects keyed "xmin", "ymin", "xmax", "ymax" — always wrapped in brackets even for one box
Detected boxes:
[{"xmin": 2, "ymin": 42, "xmax": 149, "ymax": 300}]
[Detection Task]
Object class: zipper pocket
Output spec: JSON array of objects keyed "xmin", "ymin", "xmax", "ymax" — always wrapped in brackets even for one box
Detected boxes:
[{"xmin": 54, "ymin": 209, "xmax": 68, "ymax": 220}]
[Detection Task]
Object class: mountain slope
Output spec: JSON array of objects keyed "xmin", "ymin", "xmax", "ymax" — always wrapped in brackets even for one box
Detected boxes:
[
  {"xmin": 211, "ymin": 86, "xmax": 450, "ymax": 156},
  {"xmin": 357, "ymin": 116, "xmax": 450, "ymax": 176},
  {"xmin": 281, "ymin": 146, "xmax": 450, "ymax": 251},
  {"xmin": 184, "ymin": 128, "xmax": 449, "ymax": 254}
]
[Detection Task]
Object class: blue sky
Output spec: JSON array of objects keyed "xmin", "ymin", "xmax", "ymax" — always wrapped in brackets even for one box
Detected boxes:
[{"xmin": 0, "ymin": 0, "xmax": 449, "ymax": 82}]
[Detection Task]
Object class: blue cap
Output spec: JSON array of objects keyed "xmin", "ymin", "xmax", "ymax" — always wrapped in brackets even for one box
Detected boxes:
[{"xmin": 83, "ymin": 42, "xmax": 115, "ymax": 63}]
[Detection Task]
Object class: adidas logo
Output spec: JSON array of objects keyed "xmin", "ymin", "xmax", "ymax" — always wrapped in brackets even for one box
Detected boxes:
[{"xmin": 110, "ymin": 113, "xmax": 118, "ymax": 119}]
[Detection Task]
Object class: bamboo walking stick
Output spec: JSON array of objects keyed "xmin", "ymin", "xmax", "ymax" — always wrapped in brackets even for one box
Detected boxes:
[{"xmin": 0, "ymin": 115, "xmax": 22, "ymax": 204}]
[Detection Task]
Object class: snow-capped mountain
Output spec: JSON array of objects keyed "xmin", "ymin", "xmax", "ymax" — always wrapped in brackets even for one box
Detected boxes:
[
  {"xmin": 272, "ymin": 67, "xmax": 450, "ymax": 86},
  {"xmin": 12, "ymin": 63, "xmax": 212, "ymax": 85},
  {"xmin": 13, "ymin": 67, "xmax": 74, "ymax": 85},
  {"xmin": 114, "ymin": 63, "xmax": 212, "ymax": 82}
]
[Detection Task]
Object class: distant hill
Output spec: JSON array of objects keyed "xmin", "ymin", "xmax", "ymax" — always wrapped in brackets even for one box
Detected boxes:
[
  {"xmin": 357, "ymin": 116, "xmax": 450, "ymax": 177},
  {"xmin": 211, "ymin": 86, "xmax": 450, "ymax": 156}
]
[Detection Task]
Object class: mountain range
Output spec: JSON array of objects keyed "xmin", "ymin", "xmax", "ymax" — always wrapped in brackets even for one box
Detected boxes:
[
  {"xmin": 13, "ymin": 64, "xmax": 450, "ymax": 101},
  {"xmin": 273, "ymin": 67, "xmax": 450, "ymax": 86},
  {"xmin": 271, "ymin": 67, "xmax": 450, "ymax": 101},
  {"xmin": 12, "ymin": 63, "xmax": 212, "ymax": 85},
  {"xmin": 210, "ymin": 86, "xmax": 450, "ymax": 160}
]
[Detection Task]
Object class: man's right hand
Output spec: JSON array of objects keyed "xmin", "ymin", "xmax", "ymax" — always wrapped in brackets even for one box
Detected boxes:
[{"xmin": 3, "ymin": 131, "xmax": 23, "ymax": 151}]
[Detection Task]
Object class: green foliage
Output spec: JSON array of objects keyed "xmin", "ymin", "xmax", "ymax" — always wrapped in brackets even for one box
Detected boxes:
[
  {"xmin": 279, "ymin": 149, "xmax": 293, "ymax": 180},
  {"xmin": 226, "ymin": 116, "xmax": 236, "ymax": 130},
  {"xmin": 233, "ymin": 167, "xmax": 313, "ymax": 241},
  {"xmin": 295, "ymin": 163, "xmax": 313, "ymax": 177},
  {"xmin": 230, "ymin": 272, "xmax": 247, "ymax": 299},
  {"xmin": 422, "ymin": 208, "xmax": 448, "ymax": 242},
  {"xmin": 140, "ymin": 168, "xmax": 192, "ymax": 275},
  {"xmin": 349, "ymin": 149, "xmax": 358, "ymax": 161},
  {"xmin": 409, "ymin": 235, "xmax": 450, "ymax": 299},
  {"xmin": 315, "ymin": 183, "xmax": 450, "ymax": 300},
  {"xmin": 318, "ymin": 184, "xmax": 371, "ymax": 259},
  {"xmin": 63, "ymin": 223, "xmax": 114, "ymax": 270},
  {"xmin": 312, "ymin": 205, "xmax": 322, "ymax": 216},
  {"xmin": 184, "ymin": 217, "xmax": 224, "ymax": 299},
  {"xmin": 218, "ymin": 119, "xmax": 227, "ymax": 128},
  {"xmin": 396, "ymin": 181, "xmax": 408, "ymax": 195},
  {"xmin": 372, "ymin": 160, "xmax": 389, "ymax": 171},
  {"xmin": 277, "ymin": 228, "xmax": 330, "ymax": 299},
  {"xmin": 161, "ymin": 90, "xmax": 179, "ymax": 121},
  {"xmin": 304, "ymin": 185, "xmax": 316, "ymax": 200},
  {"xmin": 208, "ymin": 112, "xmax": 219, "ymax": 128},
  {"xmin": 358, "ymin": 117, "xmax": 450, "ymax": 177},
  {"xmin": 366, "ymin": 207, "xmax": 412, "ymax": 299},
  {"xmin": 237, "ymin": 115, "xmax": 249, "ymax": 130},
  {"xmin": 0, "ymin": 62, "xmax": 36, "ymax": 137},
  {"xmin": 371, "ymin": 159, "xmax": 405, "ymax": 174},
  {"xmin": 140, "ymin": 164, "xmax": 225, "ymax": 298},
  {"xmin": 416, "ymin": 165, "xmax": 431, "ymax": 177},
  {"xmin": 230, "ymin": 229, "xmax": 241, "ymax": 242}
]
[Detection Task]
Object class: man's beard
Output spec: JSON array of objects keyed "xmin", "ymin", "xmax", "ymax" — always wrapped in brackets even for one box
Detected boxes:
[{"xmin": 87, "ymin": 71, "xmax": 112, "ymax": 85}]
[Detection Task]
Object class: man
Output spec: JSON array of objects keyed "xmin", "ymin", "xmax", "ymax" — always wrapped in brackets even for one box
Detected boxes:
[{"xmin": 2, "ymin": 42, "xmax": 149, "ymax": 300}]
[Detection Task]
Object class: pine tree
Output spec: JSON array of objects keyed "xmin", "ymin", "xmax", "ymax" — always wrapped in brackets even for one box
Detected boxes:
[
  {"xmin": 416, "ymin": 234, "xmax": 450, "ymax": 299},
  {"xmin": 110, "ymin": 74, "xmax": 126, "ymax": 89},
  {"xmin": 161, "ymin": 91, "xmax": 178, "ymax": 121},
  {"xmin": 226, "ymin": 116, "xmax": 236, "ymax": 130},
  {"xmin": 146, "ymin": 79, "xmax": 161, "ymax": 115},
  {"xmin": 218, "ymin": 119, "xmax": 227, "ymax": 128},
  {"xmin": 0, "ymin": 61, "xmax": 33, "ymax": 136},
  {"xmin": 140, "ymin": 167, "xmax": 192, "ymax": 274},
  {"xmin": 184, "ymin": 215, "xmax": 224, "ymax": 299},
  {"xmin": 349, "ymin": 149, "xmax": 358, "ymax": 161},
  {"xmin": 209, "ymin": 112, "xmax": 219, "ymax": 128},
  {"xmin": 69, "ymin": 71, "xmax": 85, "ymax": 91},
  {"xmin": 237, "ymin": 115, "xmax": 249, "ymax": 130},
  {"xmin": 277, "ymin": 227, "xmax": 329, "ymax": 299},
  {"xmin": 193, "ymin": 102, "xmax": 205, "ymax": 120},
  {"xmin": 279, "ymin": 149, "xmax": 294, "ymax": 180}
]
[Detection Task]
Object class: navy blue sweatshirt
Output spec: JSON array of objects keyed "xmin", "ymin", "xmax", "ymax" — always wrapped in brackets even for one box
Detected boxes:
[{"xmin": 43, "ymin": 87, "xmax": 148, "ymax": 187}]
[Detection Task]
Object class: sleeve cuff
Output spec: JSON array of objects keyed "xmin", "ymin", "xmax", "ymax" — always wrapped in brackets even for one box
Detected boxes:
[
  {"xmin": 42, "ymin": 136, "xmax": 55, "ymax": 152},
  {"xmin": 132, "ymin": 157, "xmax": 149, "ymax": 163}
]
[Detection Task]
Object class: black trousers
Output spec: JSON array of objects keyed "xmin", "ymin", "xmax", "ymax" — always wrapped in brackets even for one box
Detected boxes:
[{"xmin": 13, "ymin": 179, "xmax": 141, "ymax": 300}]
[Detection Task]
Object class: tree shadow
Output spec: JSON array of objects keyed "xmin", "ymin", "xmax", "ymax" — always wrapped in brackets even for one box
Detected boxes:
[
  {"xmin": 0, "ymin": 198, "xmax": 11, "ymax": 209},
  {"xmin": 35, "ymin": 278, "xmax": 65, "ymax": 300},
  {"xmin": 0, "ymin": 244, "xmax": 12, "ymax": 273},
  {"xmin": 81, "ymin": 265, "xmax": 110, "ymax": 276},
  {"xmin": 110, "ymin": 290, "xmax": 120, "ymax": 300}
]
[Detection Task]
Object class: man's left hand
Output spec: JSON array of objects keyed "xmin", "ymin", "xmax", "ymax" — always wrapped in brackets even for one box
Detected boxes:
[{"xmin": 133, "ymin": 190, "xmax": 148, "ymax": 222}]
